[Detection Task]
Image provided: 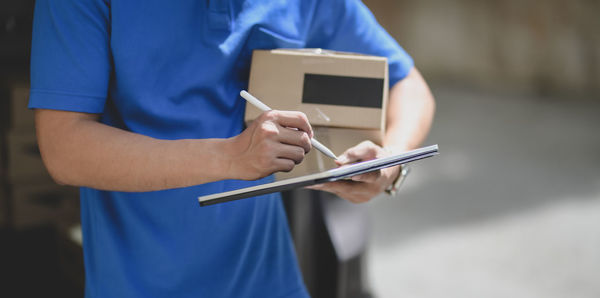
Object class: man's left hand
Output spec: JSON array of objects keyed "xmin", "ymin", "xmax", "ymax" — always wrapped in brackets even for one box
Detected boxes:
[{"xmin": 307, "ymin": 140, "xmax": 400, "ymax": 203}]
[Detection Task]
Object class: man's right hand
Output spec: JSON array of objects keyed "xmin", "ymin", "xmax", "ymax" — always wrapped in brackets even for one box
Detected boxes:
[{"xmin": 226, "ymin": 110, "xmax": 313, "ymax": 180}]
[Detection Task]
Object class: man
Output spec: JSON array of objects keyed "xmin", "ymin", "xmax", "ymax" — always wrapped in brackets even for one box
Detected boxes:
[{"xmin": 30, "ymin": 0, "xmax": 434, "ymax": 297}]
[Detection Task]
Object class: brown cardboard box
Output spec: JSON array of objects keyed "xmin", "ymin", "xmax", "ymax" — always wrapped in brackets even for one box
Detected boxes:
[
  {"xmin": 244, "ymin": 49, "xmax": 389, "ymax": 179},
  {"xmin": 245, "ymin": 49, "xmax": 389, "ymax": 131}
]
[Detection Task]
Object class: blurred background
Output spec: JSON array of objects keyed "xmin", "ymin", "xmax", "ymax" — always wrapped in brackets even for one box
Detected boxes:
[
  {"xmin": 1, "ymin": 0, "xmax": 598, "ymax": 297},
  {"xmin": 363, "ymin": 0, "xmax": 600, "ymax": 297}
]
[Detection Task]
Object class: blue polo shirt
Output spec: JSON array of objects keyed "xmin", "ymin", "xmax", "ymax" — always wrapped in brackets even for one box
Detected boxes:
[{"xmin": 29, "ymin": 0, "xmax": 414, "ymax": 297}]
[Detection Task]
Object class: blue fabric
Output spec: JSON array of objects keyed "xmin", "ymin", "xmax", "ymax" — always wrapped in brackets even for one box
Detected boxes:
[{"xmin": 29, "ymin": 0, "xmax": 414, "ymax": 297}]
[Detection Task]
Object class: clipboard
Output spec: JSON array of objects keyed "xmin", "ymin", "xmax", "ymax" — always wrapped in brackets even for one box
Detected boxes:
[{"xmin": 198, "ymin": 144, "xmax": 439, "ymax": 206}]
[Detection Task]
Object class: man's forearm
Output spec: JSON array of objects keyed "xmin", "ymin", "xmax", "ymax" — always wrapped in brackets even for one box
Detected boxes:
[
  {"xmin": 384, "ymin": 67, "xmax": 435, "ymax": 152},
  {"xmin": 35, "ymin": 108, "xmax": 314, "ymax": 192},
  {"xmin": 35, "ymin": 110, "xmax": 234, "ymax": 192}
]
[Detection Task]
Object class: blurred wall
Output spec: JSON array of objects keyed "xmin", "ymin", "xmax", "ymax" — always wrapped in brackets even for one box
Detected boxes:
[
  {"xmin": 364, "ymin": 0, "xmax": 600, "ymax": 97},
  {"xmin": 0, "ymin": 0, "xmax": 34, "ymax": 77}
]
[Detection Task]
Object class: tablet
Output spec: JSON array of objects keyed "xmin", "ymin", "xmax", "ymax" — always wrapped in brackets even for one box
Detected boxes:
[{"xmin": 198, "ymin": 144, "xmax": 439, "ymax": 206}]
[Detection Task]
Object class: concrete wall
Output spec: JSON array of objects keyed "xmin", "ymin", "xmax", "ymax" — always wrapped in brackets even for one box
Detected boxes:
[{"xmin": 364, "ymin": 0, "xmax": 600, "ymax": 97}]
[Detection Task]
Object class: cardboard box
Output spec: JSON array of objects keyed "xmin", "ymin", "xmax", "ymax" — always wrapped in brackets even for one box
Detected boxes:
[
  {"xmin": 245, "ymin": 49, "xmax": 389, "ymax": 131},
  {"xmin": 245, "ymin": 49, "xmax": 389, "ymax": 179}
]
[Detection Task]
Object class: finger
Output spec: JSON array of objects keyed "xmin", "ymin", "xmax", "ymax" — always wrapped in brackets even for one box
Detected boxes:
[
  {"xmin": 272, "ymin": 158, "xmax": 296, "ymax": 173},
  {"xmin": 276, "ymin": 126, "xmax": 312, "ymax": 153},
  {"xmin": 306, "ymin": 181, "xmax": 377, "ymax": 203},
  {"xmin": 305, "ymin": 184, "xmax": 323, "ymax": 190},
  {"xmin": 350, "ymin": 170, "xmax": 381, "ymax": 183},
  {"xmin": 266, "ymin": 110, "xmax": 313, "ymax": 138},
  {"xmin": 337, "ymin": 141, "xmax": 380, "ymax": 165},
  {"xmin": 346, "ymin": 141, "xmax": 379, "ymax": 160},
  {"xmin": 275, "ymin": 143, "xmax": 306, "ymax": 165},
  {"xmin": 323, "ymin": 180, "xmax": 379, "ymax": 203},
  {"xmin": 311, "ymin": 180, "xmax": 359, "ymax": 196}
]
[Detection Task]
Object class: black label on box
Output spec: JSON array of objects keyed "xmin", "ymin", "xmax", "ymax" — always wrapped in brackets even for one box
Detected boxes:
[{"xmin": 302, "ymin": 73, "xmax": 384, "ymax": 108}]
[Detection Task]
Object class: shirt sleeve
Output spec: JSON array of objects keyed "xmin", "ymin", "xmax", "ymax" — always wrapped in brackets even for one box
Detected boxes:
[
  {"xmin": 305, "ymin": 0, "xmax": 414, "ymax": 87},
  {"xmin": 29, "ymin": 0, "xmax": 111, "ymax": 113}
]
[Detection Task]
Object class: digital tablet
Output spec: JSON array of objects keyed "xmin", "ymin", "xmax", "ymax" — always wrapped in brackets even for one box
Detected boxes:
[{"xmin": 198, "ymin": 144, "xmax": 439, "ymax": 206}]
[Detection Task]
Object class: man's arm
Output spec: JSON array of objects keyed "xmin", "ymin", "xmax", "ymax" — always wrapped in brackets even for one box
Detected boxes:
[
  {"xmin": 383, "ymin": 68, "xmax": 435, "ymax": 154},
  {"xmin": 35, "ymin": 109, "xmax": 313, "ymax": 192},
  {"xmin": 308, "ymin": 67, "xmax": 435, "ymax": 203}
]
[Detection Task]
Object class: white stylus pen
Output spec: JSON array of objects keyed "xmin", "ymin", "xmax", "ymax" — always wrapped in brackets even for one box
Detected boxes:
[{"xmin": 240, "ymin": 90, "xmax": 338, "ymax": 160}]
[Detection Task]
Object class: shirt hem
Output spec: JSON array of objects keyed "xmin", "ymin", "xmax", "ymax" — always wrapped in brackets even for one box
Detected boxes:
[{"xmin": 28, "ymin": 89, "xmax": 107, "ymax": 114}]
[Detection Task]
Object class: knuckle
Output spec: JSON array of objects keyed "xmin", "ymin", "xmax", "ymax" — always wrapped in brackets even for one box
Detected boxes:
[
  {"xmin": 259, "ymin": 122, "xmax": 278, "ymax": 137},
  {"xmin": 300, "ymin": 132, "xmax": 310, "ymax": 141},
  {"xmin": 281, "ymin": 161, "xmax": 295, "ymax": 172},
  {"xmin": 294, "ymin": 147, "xmax": 305, "ymax": 164},
  {"xmin": 260, "ymin": 110, "xmax": 277, "ymax": 122},
  {"xmin": 301, "ymin": 133, "xmax": 311, "ymax": 152},
  {"xmin": 297, "ymin": 112, "xmax": 309, "ymax": 123},
  {"xmin": 345, "ymin": 149, "xmax": 357, "ymax": 159},
  {"xmin": 267, "ymin": 110, "xmax": 279, "ymax": 120}
]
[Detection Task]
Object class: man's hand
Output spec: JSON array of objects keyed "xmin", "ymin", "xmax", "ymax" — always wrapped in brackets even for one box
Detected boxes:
[
  {"xmin": 307, "ymin": 141, "xmax": 400, "ymax": 203},
  {"xmin": 311, "ymin": 67, "xmax": 435, "ymax": 204},
  {"xmin": 226, "ymin": 110, "xmax": 313, "ymax": 180}
]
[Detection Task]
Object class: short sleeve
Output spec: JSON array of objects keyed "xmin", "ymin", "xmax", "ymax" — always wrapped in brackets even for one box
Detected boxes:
[
  {"xmin": 29, "ymin": 0, "xmax": 111, "ymax": 113},
  {"xmin": 306, "ymin": 0, "xmax": 414, "ymax": 87}
]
